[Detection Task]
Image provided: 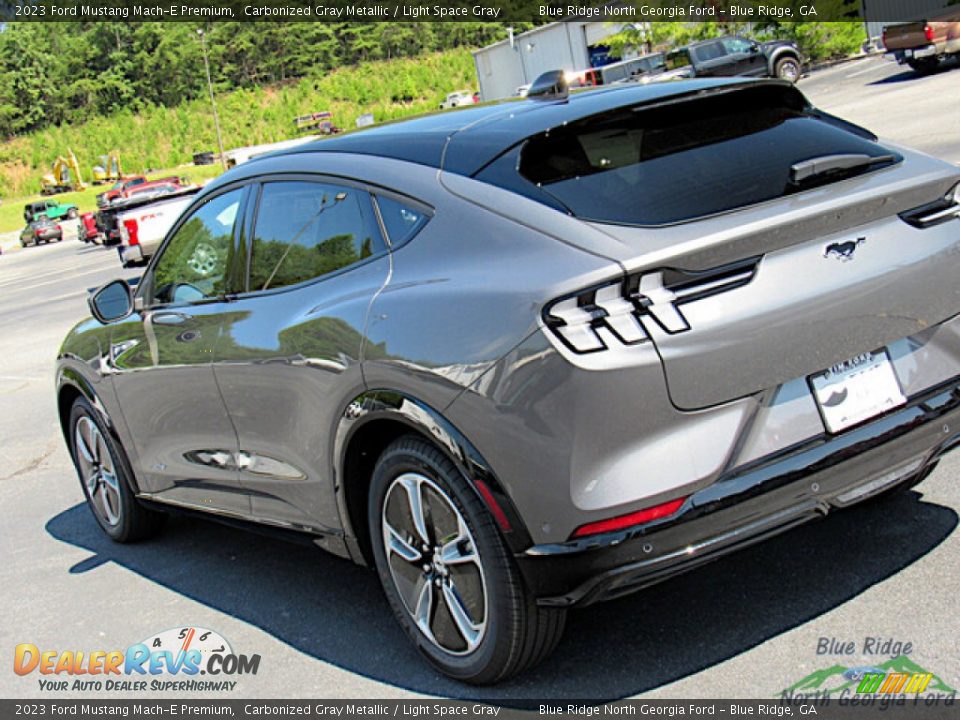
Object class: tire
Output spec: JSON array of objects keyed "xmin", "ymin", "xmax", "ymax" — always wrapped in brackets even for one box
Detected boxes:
[
  {"xmin": 67, "ymin": 208, "xmax": 78, "ymax": 219},
  {"xmin": 908, "ymin": 58, "xmax": 940, "ymax": 74},
  {"xmin": 369, "ymin": 435, "xmax": 565, "ymax": 684},
  {"xmin": 68, "ymin": 396, "xmax": 166, "ymax": 542},
  {"xmin": 774, "ymin": 56, "xmax": 801, "ymax": 83}
]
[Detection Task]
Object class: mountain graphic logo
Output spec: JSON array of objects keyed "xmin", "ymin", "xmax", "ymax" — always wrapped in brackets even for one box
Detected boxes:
[{"xmin": 780, "ymin": 655, "xmax": 956, "ymax": 696}]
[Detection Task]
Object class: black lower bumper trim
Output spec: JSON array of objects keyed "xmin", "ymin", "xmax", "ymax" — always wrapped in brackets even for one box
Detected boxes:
[{"xmin": 519, "ymin": 378, "xmax": 960, "ymax": 607}]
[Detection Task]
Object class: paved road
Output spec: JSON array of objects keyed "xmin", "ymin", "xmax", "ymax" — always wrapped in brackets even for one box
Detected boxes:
[{"xmin": 1, "ymin": 57, "xmax": 959, "ymax": 702}]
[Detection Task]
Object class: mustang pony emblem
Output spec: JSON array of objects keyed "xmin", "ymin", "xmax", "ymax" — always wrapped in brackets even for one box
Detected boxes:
[{"xmin": 824, "ymin": 237, "xmax": 866, "ymax": 262}]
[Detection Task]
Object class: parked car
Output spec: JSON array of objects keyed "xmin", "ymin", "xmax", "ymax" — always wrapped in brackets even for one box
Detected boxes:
[
  {"xmin": 20, "ymin": 216, "xmax": 62, "ymax": 247},
  {"xmin": 882, "ymin": 10, "xmax": 960, "ymax": 73},
  {"xmin": 96, "ymin": 175, "xmax": 183, "ymax": 208},
  {"xmin": 439, "ymin": 90, "xmax": 477, "ymax": 109},
  {"xmin": 655, "ymin": 36, "xmax": 803, "ymax": 83},
  {"xmin": 24, "ymin": 199, "xmax": 78, "ymax": 224},
  {"xmin": 58, "ymin": 77, "xmax": 960, "ymax": 684}
]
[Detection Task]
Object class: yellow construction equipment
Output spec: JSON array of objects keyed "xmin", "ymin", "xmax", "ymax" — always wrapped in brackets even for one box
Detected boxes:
[
  {"xmin": 91, "ymin": 152, "xmax": 122, "ymax": 185},
  {"xmin": 40, "ymin": 150, "xmax": 87, "ymax": 195}
]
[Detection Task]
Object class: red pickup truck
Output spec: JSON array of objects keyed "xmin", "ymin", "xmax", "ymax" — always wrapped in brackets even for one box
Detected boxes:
[
  {"xmin": 883, "ymin": 10, "xmax": 960, "ymax": 73},
  {"xmin": 95, "ymin": 175, "xmax": 183, "ymax": 208}
]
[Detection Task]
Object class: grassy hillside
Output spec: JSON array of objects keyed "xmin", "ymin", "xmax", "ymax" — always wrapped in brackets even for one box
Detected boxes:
[{"xmin": 0, "ymin": 49, "xmax": 476, "ymax": 200}]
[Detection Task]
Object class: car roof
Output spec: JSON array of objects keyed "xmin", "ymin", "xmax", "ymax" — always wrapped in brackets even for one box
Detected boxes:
[{"xmin": 263, "ymin": 78, "xmax": 782, "ymax": 177}]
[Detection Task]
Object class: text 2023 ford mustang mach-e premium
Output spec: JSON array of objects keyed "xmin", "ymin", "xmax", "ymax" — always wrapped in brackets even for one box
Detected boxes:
[{"xmin": 57, "ymin": 78, "xmax": 960, "ymax": 683}]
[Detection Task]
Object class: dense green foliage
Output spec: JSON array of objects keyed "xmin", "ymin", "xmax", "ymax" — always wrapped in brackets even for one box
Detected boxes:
[
  {"xmin": 0, "ymin": 46, "xmax": 478, "ymax": 197},
  {"xmin": 0, "ymin": 21, "xmax": 524, "ymax": 136}
]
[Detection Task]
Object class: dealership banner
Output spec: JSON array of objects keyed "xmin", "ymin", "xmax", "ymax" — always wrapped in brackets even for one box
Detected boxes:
[
  {"xmin": 2, "ymin": 699, "xmax": 960, "ymax": 718},
  {"xmin": 2, "ymin": 0, "xmax": 957, "ymax": 23}
]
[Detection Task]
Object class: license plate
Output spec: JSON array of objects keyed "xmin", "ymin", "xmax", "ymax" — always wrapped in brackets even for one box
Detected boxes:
[{"xmin": 810, "ymin": 351, "xmax": 906, "ymax": 433}]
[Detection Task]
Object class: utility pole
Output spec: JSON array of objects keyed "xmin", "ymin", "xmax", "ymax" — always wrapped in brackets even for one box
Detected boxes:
[{"xmin": 198, "ymin": 29, "xmax": 227, "ymax": 171}]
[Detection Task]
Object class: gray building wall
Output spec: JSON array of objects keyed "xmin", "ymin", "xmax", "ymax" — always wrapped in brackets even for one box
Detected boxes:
[{"xmin": 474, "ymin": 22, "xmax": 620, "ymax": 101}]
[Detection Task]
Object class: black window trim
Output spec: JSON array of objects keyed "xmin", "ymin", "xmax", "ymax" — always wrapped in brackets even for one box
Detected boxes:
[
  {"xmin": 236, "ymin": 172, "xmax": 391, "ymax": 299},
  {"xmin": 138, "ymin": 182, "xmax": 252, "ymax": 311}
]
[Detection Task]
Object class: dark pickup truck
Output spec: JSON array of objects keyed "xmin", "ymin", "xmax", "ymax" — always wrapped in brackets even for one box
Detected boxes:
[{"xmin": 656, "ymin": 36, "xmax": 804, "ymax": 84}]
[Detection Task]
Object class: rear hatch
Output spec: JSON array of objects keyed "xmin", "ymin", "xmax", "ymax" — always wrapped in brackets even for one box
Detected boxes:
[{"xmin": 487, "ymin": 82, "xmax": 960, "ymax": 410}]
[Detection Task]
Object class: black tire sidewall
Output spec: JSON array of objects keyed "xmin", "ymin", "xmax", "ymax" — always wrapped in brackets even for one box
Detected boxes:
[
  {"xmin": 68, "ymin": 397, "xmax": 139, "ymax": 541},
  {"xmin": 368, "ymin": 438, "xmax": 517, "ymax": 682}
]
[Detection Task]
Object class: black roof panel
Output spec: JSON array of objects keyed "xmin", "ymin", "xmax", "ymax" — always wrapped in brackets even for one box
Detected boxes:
[{"xmin": 269, "ymin": 78, "xmax": 790, "ymax": 176}]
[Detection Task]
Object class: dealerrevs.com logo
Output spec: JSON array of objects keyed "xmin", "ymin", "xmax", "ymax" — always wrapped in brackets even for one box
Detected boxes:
[{"xmin": 14, "ymin": 627, "xmax": 260, "ymax": 692}]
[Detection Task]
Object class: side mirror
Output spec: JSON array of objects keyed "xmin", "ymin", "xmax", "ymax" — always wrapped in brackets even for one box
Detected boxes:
[
  {"xmin": 89, "ymin": 279, "xmax": 134, "ymax": 324},
  {"xmin": 750, "ymin": 44, "xmax": 760, "ymax": 54}
]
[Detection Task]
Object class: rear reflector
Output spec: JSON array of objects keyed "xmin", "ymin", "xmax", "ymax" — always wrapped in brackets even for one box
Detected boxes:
[{"xmin": 570, "ymin": 496, "xmax": 688, "ymax": 539}]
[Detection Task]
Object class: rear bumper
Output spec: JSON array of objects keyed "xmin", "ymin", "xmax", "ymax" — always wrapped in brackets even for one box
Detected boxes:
[
  {"xmin": 119, "ymin": 244, "xmax": 144, "ymax": 266},
  {"xmin": 518, "ymin": 376, "xmax": 960, "ymax": 607},
  {"xmin": 888, "ymin": 45, "xmax": 938, "ymax": 63}
]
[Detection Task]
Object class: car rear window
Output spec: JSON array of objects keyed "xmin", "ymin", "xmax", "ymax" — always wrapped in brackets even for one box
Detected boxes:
[{"xmin": 511, "ymin": 84, "xmax": 900, "ymax": 226}]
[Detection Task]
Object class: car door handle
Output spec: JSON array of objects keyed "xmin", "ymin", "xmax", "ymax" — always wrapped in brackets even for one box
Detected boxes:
[{"xmin": 150, "ymin": 311, "xmax": 192, "ymax": 325}]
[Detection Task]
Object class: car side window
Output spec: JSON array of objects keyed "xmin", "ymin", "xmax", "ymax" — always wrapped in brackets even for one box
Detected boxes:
[
  {"xmin": 248, "ymin": 181, "xmax": 384, "ymax": 292},
  {"xmin": 375, "ymin": 195, "xmax": 428, "ymax": 247},
  {"xmin": 723, "ymin": 38, "xmax": 754, "ymax": 54},
  {"xmin": 695, "ymin": 42, "xmax": 725, "ymax": 62},
  {"xmin": 149, "ymin": 189, "xmax": 242, "ymax": 306}
]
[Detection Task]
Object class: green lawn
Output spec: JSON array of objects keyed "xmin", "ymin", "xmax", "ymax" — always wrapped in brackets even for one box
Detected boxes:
[{"xmin": 0, "ymin": 164, "xmax": 223, "ymax": 235}]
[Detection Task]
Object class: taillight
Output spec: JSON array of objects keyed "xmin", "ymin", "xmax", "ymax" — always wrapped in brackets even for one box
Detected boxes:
[
  {"xmin": 123, "ymin": 219, "xmax": 139, "ymax": 246},
  {"xmin": 881, "ymin": 28, "xmax": 887, "ymax": 49},
  {"xmin": 570, "ymin": 496, "xmax": 688, "ymax": 539},
  {"xmin": 544, "ymin": 260, "xmax": 757, "ymax": 354},
  {"xmin": 924, "ymin": 24, "xmax": 935, "ymax": 42},
  {"xmin": 55, "ymin": 224, "xmax": 61, "ymax": 232}
]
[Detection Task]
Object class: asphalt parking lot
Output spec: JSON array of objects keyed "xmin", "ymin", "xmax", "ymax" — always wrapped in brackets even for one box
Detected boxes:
[{"xmin": 1, "ymin": 55, "xmax": 959, "ymax": 701}]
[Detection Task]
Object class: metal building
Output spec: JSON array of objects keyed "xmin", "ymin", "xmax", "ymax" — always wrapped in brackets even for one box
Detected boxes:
[{"xmin": 473, "ymin": 22, "xmax": 625, "ymax": 102}]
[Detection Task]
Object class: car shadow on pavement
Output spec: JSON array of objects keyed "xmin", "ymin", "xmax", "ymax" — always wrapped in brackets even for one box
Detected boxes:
[{"xmin": 46, "ymin": 488, "xmax": 956, "ymax": 703}]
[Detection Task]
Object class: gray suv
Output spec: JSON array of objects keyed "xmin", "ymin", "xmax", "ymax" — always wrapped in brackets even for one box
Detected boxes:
[{"xmin": 57, "ymin": 78, "xmax": 960, "ymax": 684}]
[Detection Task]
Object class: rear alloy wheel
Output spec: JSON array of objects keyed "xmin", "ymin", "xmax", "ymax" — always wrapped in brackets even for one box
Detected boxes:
[
  {"xmin": 369, "ymin": 435, "xmax": 565, "ymax": 684},
  {"xmin": 69, "ymin": 397, "xmax": 166, "ymax": 542},
  {"xmin": 775, "ymin": 56, "xmax": 801, "ymax": 83}
]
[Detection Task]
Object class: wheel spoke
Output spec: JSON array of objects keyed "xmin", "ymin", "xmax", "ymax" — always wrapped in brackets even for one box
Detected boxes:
[
  {"xmin": 413, "ymin": 575, "xmax": 435, "ymax": 640},
  {"xmin": 440, "ymin": 582, "xmax": 482, "ymax": 650},
  {"xmin": 85, "ymin": 469, "xmax": 100, "ymax": 495},
  {"xmin": 384, "ymin": 519, "xmax": 422, "ymax": 563},
  {"xmin": 399, "ymin": 476, "xmax": 432, "ymax": 548},
  {"xmin": 75, "ymin": 421, "xmax": 95, "ymax": 464},
  {"xmin": 440, "ymin": 519, "xmax": 479, "ymax": 567}
]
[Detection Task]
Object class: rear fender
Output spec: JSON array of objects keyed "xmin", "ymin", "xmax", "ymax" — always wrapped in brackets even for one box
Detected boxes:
[{"xmin": 334, "ymin": 390, "xmax": 534, "ymax": 559}]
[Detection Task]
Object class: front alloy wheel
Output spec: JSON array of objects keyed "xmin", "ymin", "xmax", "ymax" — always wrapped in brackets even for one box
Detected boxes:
[
  {"xmin": 382, "ymin": 472, "xmax": 488, "ymax": 655},
  {"xmin": 68, "ymin": 396, "xmax": 166, "ymax": 542},
  {"xmin": 74, "ymin": 416, "xmax": 122, "ymax": 527}
]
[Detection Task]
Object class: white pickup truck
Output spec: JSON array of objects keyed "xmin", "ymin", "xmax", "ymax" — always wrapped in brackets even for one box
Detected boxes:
[{"xmin": 99, "ymin": 186, "xmax": 201, "ymax": 267}]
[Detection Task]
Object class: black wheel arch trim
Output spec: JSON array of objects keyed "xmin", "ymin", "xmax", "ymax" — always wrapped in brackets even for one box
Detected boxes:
[
  {"xmin": 334, "ymin": 389, "xmax": 534, "ymax": 559},
  {"xmin": 56, "ymin": 366, "xmax": 144, "ymax": 495}
]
